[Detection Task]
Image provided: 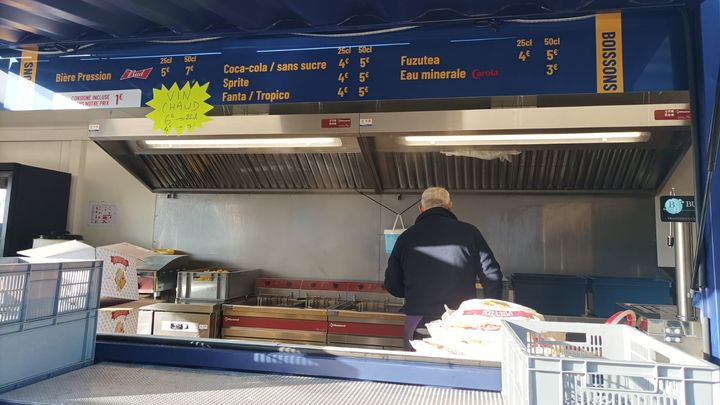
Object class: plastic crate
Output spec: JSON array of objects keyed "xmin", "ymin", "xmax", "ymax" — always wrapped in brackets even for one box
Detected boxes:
[
  {"xmin": 589, "ymin": 277, "xmax": 672, "ymax": 317},
  {"xmin": 511, "ymin": 273, "xmax": 588, "ymax": 316},
  {"xmin": 501, "ymin": 320, "xmax": 720, "ymax": 405},
  {"xmin": 0, "ymin": 258, "xmax": 102, "ymax": 393}
]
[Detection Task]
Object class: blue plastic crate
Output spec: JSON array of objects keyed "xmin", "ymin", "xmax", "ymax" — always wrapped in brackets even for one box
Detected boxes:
[
  {"xmin": 589, "ymin": 276, "xmax": 672, "ymax": 317},
  {"xmin": 511, "ymin": 273, "xmax": 588, "ymax": 316},
  {"xmin": 0, "ymin": 258, "xmax": 102, "ymax": 393}
]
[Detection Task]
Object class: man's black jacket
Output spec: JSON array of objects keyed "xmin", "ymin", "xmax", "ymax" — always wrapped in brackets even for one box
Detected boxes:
[{"xmin": 384, "ymin": 207, "xmax": 502, "ymax": 317}]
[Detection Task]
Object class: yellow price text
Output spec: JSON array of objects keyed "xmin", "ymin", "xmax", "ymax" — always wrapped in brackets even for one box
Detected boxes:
[
  {"xmin": 518, "ymin": 50, "xmax": 531, "ymax": 62},
  {"xmin": 546, "ymin": 63, "xmax": 558, "ymax": 76}
]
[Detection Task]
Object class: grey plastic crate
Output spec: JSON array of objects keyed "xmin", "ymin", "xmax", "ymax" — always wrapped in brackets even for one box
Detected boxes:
[
  {"xmin": 501, "ymin": 319, "xmax": 720, "ymax": 405},
  {"xmin": 0, "ymin": 258, "xmax": 103, "ymax": 393},
  {"xmin": 0, "ymin": 310, "xmax": 98, "ymax": 393},
  {"xmin": 0, "ymin": 258, "xmax": 103, "ymax": 325}
]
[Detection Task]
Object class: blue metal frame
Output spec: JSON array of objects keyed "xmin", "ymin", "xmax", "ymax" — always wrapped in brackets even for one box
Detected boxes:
[
  {"xmin": 691, "ymin": 0, "xmax": 720, "ymax": 365},
  {"xmin": 0, "ymin": 0, "xmax": 690, "ymax": 49},
  {"xmin": 94, "ymin": 338, "xmax": 502, "ymax": 391}
]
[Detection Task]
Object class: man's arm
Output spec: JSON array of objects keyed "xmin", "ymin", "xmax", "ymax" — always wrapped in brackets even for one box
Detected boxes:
[
  {"xmin": 476, "ymin": 232, "xmax": 503, "ymax": 299},
  {"xmin": 384, "ymin": 243, "xmax": 405, "ymax": 298}
]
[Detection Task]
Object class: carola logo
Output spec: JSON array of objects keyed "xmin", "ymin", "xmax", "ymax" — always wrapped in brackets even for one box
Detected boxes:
[
  {"xmin": 471, "ymin": 68, "xmax": 500, "ymax": 79},
  {"xmin": 120, "ymin": 67, "xmax": 153, "ymax": 80}
]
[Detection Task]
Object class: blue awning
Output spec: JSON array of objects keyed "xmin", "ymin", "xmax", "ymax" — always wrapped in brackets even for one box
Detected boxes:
[{"xmin": 0, "ymin": 0, "xmax": 688, "ymax": 48}]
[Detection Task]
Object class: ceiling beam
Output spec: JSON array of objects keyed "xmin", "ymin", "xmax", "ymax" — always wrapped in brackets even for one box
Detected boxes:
[
  {"xmin": 0, "ymin": 4, "xmax": 83, "ymax": 41},
  {"xmin": 88, "ymin": 0, "xmax": 211, "ymax": 34},
  {"xmin": 2, "ymin": 0, "xmax": 146, "ymax": 36}
]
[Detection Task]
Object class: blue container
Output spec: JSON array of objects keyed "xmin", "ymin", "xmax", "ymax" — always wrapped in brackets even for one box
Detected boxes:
[
  {"xmin": 511, "ymin": 273, "xmax": 588, "ymax": 316},
  {"xmin": 589, "ymin": 277, "xmax": 672, "ymax": 317}
]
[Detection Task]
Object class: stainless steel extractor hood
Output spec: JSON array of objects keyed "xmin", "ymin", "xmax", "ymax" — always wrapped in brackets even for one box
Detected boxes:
[{"xmin": 89, "ymin": 103, "xmax": 691, "ymax": 194}]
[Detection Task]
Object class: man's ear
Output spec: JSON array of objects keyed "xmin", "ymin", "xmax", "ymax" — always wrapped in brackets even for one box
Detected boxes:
[
  {"xmin": 447, "ymin": 201, "xmax": 453, "ymax": 210},
  {"xmin": 418, "ymin": 204, "xmax": 424, "ymax": 213}
]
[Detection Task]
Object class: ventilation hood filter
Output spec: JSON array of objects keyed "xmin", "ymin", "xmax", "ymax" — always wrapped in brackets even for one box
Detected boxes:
[
  {"xmin": 88, "ymin": 104, "xmax": 690, "ymax": 193},
  {"xmin": 441, "ymin": 150, "xmax": 522, "ymax": 162}
]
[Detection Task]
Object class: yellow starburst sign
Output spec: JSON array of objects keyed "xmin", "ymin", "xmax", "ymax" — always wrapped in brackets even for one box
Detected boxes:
[{"xmin": 146, "ymin": 82, "xmax": 212, "ymax": 135}]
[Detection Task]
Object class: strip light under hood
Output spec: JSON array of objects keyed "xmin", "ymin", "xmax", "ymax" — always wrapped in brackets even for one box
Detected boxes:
[
  {"xmin": 144, "ymin": 137, "xmax": 343, "ymax": 149},
  {"xmin": 402, "ymin": 132, "xmax": 650, "ymax": 146}
]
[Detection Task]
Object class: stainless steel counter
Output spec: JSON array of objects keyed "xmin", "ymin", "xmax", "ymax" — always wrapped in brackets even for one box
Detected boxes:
[{"xmin": 0, "ymin": 363, "xmax": 504, "ymax": 405}]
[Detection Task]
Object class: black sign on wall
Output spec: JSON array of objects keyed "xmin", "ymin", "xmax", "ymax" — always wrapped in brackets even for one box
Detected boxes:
[{"xmin": 660, "ymin": 196, "xmax": 696, "ymax": 222}]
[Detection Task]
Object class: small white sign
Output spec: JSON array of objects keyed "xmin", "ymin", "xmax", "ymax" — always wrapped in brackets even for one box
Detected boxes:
[
  {"xmin": 359, "ymin": 118, "xmax": 373, "ymax": 127},
  {"xmin": 90, "ymin": 202, "xmax": 117, "ymax": 225},
  {"xmin": 53, "ymin": 89, "xmax": 141, "ymax": 109},
  {"xmin": 162, "ymin": 321, "xmax": 199, "ymax": 333}
]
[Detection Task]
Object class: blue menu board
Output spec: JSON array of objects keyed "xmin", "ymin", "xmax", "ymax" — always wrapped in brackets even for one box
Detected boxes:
[{"xmin": 0, "ymin": 10, "xmax": 687, "ymax": 110}]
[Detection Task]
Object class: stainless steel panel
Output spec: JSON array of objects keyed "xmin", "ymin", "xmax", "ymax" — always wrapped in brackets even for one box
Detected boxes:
[
  {"xmin": 151, "ymin": 311, "xmax": 219, "ymax": 339},
  {"xmin": 327, "ymin": 316, "xmax": 404, "ymax": 325},
  {"xmin": 140, "ymin": 302, "xmax": 220, "ymax": 314},
  {"xmin": 176, "ymin": 268, "xmax": 259, "ymax": 303},
  {"xmin": 327, "ymin": 334, "xmax": 404, "ymax": 348},
  {"xmin": 619, "ymin": 304, "xmax": 706, "ymax": 358},
  {"xmin": 222, "ymin": 326, "xmax": 326, "ymax": 343},
  {"xmin": 154, "ymin": 193, "xmax": 384, "ymax": 280},
  {"xmin": 674, "ymin": 222, "xmax": 695, "ymax": 321},
  {"xmin": 222, "ymin": 336, "xmax": 327, "ymax": 346},
  {"xmin": 137, "ymin": 310, "xmax": 153, "ymax": 335},
  {"xmin": 90, "ymin": 114, "xmax": 361, "ymax": 140},
  {"xmin": 223, "ymin": 304, "xmax": 328, "ymax": 321},
  {"xmin": 358, "ymin": 104, "xmax": 690, "ymax": 135},
  {"xmin": 154, "ymin": 193, "xmax": 659, "ymax": 281}
]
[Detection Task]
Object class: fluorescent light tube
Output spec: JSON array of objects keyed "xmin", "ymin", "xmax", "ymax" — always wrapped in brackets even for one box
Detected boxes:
[
  {"xmin": 144, "ymin": 137, "xmax": 342, "ymax": 149},
  {"xmin": 402, "ymin": 132, "xmax": 649, "ymax": 146}
]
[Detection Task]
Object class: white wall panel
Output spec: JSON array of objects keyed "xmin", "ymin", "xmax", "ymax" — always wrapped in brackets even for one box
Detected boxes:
[{"xmin": 0, "ymin": 110, "xmax": 155, "ymax": 249}]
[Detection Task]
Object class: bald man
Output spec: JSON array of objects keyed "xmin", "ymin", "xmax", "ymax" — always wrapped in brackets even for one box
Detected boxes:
[{"xmin": 384, "ymin": 187, "xmax": 502, "ymax": 350}]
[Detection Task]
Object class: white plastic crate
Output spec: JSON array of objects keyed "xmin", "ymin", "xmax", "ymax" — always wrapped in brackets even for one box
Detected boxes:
[
  {"xmin": 0, "ymin": 257, "xmax": 103, "ymax": 393},
  {"xmin": 502, "ymin": 320, "xmax": 720, "ymax": 405}
]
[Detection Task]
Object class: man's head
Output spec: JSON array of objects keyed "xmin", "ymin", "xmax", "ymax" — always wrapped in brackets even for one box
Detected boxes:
[{"xmin": 420, "ymin": 187, "xmax": 452, "ymax": 212}]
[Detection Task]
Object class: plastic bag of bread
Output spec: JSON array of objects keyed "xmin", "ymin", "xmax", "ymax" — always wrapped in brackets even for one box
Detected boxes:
[
  {"xmin": 428, "ymin": 299, "xmax": 542, "ymax": 340},
  {"xmin": 417, "ymin": 299, "xmax": 543, "ymax": 360},
  {"xmin": 442, "ymin": 299, "xmax": 543, "ymax": 327}
]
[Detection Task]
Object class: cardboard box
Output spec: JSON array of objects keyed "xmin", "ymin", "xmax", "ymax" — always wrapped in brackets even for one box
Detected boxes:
[
  {"xmin": 95, "ymin": 243, "xmax": 157, "ymax": 301},
  {"xmin": 97, "ymin": 299, "xmax": 156, "ymax": 334},
  {"xmin": 17, "ymin": 240, "xmax": 95, "ymax": 260}
]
